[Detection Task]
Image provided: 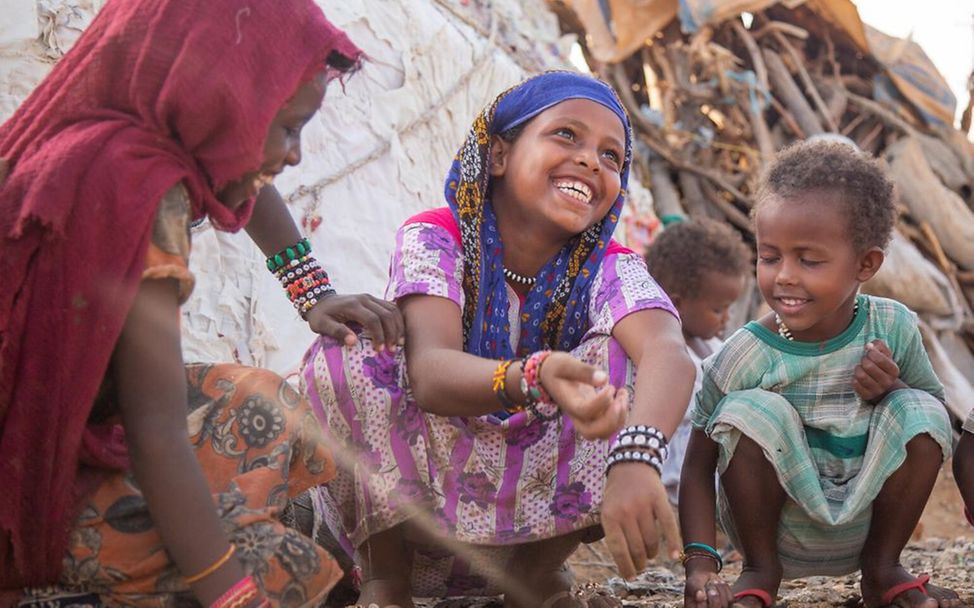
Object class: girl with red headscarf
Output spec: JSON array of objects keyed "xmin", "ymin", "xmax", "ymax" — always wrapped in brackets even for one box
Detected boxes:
[{"xmin": 0, "ymin": 0, "xmax": 402, "ymax": 605}]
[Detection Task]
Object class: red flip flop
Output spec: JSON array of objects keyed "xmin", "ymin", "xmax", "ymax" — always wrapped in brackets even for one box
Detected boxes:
[
  {"xmin": 733, "ymin": 588, "xmax": 774, "ymax": 607},
  {"xmin": 881, "ymin": 574, "xmax": 931, "ymax": 606}
]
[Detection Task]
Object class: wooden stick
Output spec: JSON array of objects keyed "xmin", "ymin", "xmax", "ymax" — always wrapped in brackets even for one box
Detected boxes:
[
  {"xmin": 648, "ymin": 159, "xmax": 686, "ymax": 218},
  {"xmin": 731, "ymin": 22, "xmax": 774, "ymax": 163},
  {"xmin": 752, "ymin": 20, "xmax": 809, "ymax": 41},
  {"xmin": 857, "ymin": 121, "xmax": 885, "ymax": 154},
  {"xmin": 919, "ymin": 221, "xmax": 955, "ymax": 275},
  {"xmin": 699, "ymin": 177, "xmax": 754, "ymax": 232},
  {"xmin": 608, "ymin": 64, "xmax": 754, "ymax": 207},
  {"xmin": 771, "ymin": 31, "xmax": 839, "ymax": 132},
  {"xmin": 769, "ymin": 95, "xmax": 806, "ymax": 138},
  {"xmin": 763, "ymin": 47, "xmax": 824, "ymax": 136}
]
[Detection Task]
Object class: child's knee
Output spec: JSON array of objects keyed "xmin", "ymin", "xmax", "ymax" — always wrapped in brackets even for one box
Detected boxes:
[{"xmin": 954, "ymin": 433, "xmax": 974, "ymax": 478}]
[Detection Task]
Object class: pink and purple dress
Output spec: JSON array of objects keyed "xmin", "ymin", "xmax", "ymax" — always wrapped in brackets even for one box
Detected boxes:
[{"xmin": 302, "ymin": 208, "xmax": 676, "ymax": 596}]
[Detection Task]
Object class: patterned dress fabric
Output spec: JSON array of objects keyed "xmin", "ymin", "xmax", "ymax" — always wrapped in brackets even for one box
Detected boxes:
[
  {"xmin": 303, "ymin": 218, "xmax": 676, "ymax": 597},
  {"xmin": 29, "ymin": 185, "xmax": 342, "ymax": 607},
  {"xmin": 691, "ymin": 295, "xmax": 952, "ymax": 578}
]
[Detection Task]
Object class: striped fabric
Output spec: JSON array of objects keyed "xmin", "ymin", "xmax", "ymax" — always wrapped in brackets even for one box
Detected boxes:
[{"xmin": 691, "ymin": 295, "xmax": 952, "ymax": 577}]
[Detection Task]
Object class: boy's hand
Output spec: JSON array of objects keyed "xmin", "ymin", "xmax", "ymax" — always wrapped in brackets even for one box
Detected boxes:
[
  {"xmin": 305, "ymin": 293, "xmax": 404, "ymax": 351},
  {"xmin": 854, "ymin": 340, "xmax": 905, "ymax": 403},
  {"xmin": 602, "ymin": 463, "xmax": 681, "ymax": 580},
  {"xmin": 685, "ymin": 566, "xmax": 732, "ymax": 608},
  {"xmin": 537, "ymin": 353, "xmax": 628, "ymax": 440}
]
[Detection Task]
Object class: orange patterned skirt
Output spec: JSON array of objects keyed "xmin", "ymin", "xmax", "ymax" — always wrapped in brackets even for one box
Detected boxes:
[{"xmin": 48, "ymin": 363, "xmax": 341, "ymax": 607}]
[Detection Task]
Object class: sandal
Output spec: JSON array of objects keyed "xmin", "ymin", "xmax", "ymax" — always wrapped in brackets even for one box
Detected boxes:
[
  {"xmin": 733, "ymin": 588, "xmax": 774, "ymax": 608},
  {"xmin": 881, "ymin": 574, "xmax": 931, "ymax": 607}
]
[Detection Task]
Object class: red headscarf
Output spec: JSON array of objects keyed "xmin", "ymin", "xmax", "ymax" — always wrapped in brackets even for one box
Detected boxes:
[{"xmin": 0, "ymin": 0, "xmax": 361, "ymax": 587}]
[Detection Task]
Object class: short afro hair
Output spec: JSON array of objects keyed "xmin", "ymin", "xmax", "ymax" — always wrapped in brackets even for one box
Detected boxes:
[
  {"xmin": 753, "ymin": 140, "xmax": 896, "ymax": 252},
  {"xmin": 645, "ymin": 217, "xmax": 751, "ymax": 299}
]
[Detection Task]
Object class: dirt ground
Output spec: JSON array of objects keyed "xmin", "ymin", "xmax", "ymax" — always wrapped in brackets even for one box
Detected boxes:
[{"xmin": 411, "ymin": 459, "xmax": 974, "ymax": 607}]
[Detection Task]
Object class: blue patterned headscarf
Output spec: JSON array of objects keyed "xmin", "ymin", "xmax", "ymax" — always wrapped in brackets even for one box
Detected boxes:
[{"xmin": 444, "ymin": 71, "xmax": 632, "ymax": 360}]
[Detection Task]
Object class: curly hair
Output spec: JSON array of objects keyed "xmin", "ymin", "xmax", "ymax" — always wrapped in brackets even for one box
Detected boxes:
[
  {"xmin": 753, "ymin": 140, "xmax": 896, "ymax": 251},
  {"xmin": 645, "ymin": 217, "xmax": 751, "ymax": 299}
]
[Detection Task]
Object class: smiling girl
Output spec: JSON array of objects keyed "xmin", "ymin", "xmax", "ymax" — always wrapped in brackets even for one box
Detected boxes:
[
  {"xmin": 678, "ymin": 141, "xmax": 959, "ymax": 608},
  {"xmin": 302, "ymin": 71, "xmax": 695, "ymax": 608}
]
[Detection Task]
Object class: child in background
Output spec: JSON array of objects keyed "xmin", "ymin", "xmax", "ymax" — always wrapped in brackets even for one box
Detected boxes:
[
  {"xmin": 679, "ymin": 141, "xmax": 960, "ymax": 608},
  {"xmin": 645, "ymin": 218, "xmax": 750, "ymax": 505}
]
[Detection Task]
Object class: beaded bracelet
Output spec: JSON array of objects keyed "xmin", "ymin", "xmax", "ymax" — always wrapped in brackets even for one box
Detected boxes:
[
  {"xmin": 610, "ymin": 425, "xmax": 670, "ymax": 461},
  {"xmin": 682, "ymin": 542, "xmax": 723, "ymax": 571},
  {"xmin": 606, "ymin": 449, "xmax": 663, "ymax": 476},
  {"xmin": 520, "ymin": 350, "xmax": 553, "ymax": 405},
  {"xmin": 267, "ymin": 240, "xmax": 337, "ymax": 318},
  {"xmin": 266, "ymin": 238, "xmax": 311, "ymax": 272},
  {"xmin": 492, "ymin": 359, "xmax": 523, "ymax": 414},
  {"xmin": 520, "ymin": 351, "xmax": 561, "ymax": 421},
  {"xmin": 680, "ymin": 550, "xmax": 722, "ymax": 572}
]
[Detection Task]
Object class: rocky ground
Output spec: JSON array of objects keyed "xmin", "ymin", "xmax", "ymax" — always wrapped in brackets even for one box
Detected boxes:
[{"xmin": 407, "ymin": 460, "xmax": 974, "ymax": 608}]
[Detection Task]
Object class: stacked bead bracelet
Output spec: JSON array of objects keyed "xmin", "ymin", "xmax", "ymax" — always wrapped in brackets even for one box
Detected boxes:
[
  {"xmin": 490, "ymin": 351, "xmax": 559, "ymax": 419},
  {"xmin": 492, "ymin": 358, "xmax": 523, "ymax": 415},
  {"xmin": 679, "ymin": 542, "xmax": 723, "ymax": 572},
  {"xmin": 606, "ymin": 424, "xmax": 669, "ymax": 476},
  {"xmin": 520, "ymin": 350, "xmax": 560, "ymax": 421},
  {"xmin": 266, "ymin": 239, "xmax": 336, "ymax": 318}
]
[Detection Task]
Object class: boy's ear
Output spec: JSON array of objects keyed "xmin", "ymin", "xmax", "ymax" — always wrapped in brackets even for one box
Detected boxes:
[
  {"xmin": 489, "ymin": 135, "xmax": 509, "ymax": 177},
  {"xmin": 856, "ymin": 247, "xmax": 884, "ymax": 282}
]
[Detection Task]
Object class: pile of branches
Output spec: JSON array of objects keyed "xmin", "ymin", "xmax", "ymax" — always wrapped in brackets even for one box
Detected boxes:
[{"xmin": 552, "ymin": 1, "xmax": 974, "ymax": 420}]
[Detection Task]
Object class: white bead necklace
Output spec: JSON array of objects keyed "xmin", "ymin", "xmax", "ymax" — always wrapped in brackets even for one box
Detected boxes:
[
  {"xmin": 776, "ymin": 300, "xmax": 859, "ymax": 341},
  {"xmin": 503, "ymin": 267, "xmax": 536, "ymax": 287}
]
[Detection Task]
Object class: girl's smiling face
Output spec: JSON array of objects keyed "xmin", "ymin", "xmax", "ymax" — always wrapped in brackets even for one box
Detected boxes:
[
  {"xmin": 755, "ymin": 192, "xmax": 883, "ymax": 342},
  {"xmin": 488, "ymin": 98, "xmax": 626, "ymax": 242},
  {"xmin": 217, "ymin": 72, "xmax": 327, "ymax": 208}
]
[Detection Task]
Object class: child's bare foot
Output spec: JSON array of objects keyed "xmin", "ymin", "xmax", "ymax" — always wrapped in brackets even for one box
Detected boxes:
[
  {"xmin": 730, "ymin": 566, "xmax": 782, "ymax": 608},
  {"xmin": 355, "ymin": 577, "xmax": 414, "ymax": 608},
  {"xmin": 861, "ymin": 566, "xmax": 962, "ymax": 608}
]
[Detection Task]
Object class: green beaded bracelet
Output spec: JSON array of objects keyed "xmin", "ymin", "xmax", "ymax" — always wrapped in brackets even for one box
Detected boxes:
[{"xmin": 266, "ymin": 238, "xmax": 311, "ymax": 272}]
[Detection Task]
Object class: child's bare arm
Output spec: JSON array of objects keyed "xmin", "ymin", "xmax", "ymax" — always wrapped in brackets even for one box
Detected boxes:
[
  {"xmin": 601, "ymin": 308, "xmax": 694, "ymax": 578},
  {"xmin": 245, "ymin": 185, "xmax": 403, "ymax": 349},
  {"xmin": 113, "ymin": 278, "xmax": 247, "ymax": 604},
  {"xmin": 680, "ymin": 430, "xmax": 732, "ymax": 608},
  {"xmin": 400, "ymin": 295, "xmax": 626, "ymax": 438}
]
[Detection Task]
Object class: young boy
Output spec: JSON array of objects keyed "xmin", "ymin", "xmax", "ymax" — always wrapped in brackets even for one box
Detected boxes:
[{"xmin": 645, "ymin": 217, "xmax": 751, "ymax": 504}]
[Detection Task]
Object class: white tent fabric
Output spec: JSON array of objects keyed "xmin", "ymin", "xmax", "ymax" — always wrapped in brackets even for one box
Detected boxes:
[{"xmin": 0, "ymin": 0, "xmax": 656, "ymax": 374}]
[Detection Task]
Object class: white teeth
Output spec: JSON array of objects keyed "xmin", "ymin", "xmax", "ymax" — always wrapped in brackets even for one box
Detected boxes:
[
  {"xmin": 252, "ymin": 173, "xmax": 275, "ymax": 192},
  {"xmin": 554, "ymin": 179, "xmax": 593, "ymax": 204},
  {"xmin": 780, "ymin": 297, "xmax": 806, "ymax": 306}
]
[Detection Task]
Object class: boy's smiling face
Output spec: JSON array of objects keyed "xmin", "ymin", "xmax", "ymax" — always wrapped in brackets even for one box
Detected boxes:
[{"xmin": 755, "ymin": 192, "xmax": 882, "ymax": 342}]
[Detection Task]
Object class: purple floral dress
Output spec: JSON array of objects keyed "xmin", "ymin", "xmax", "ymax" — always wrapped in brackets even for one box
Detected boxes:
[{"xmin": 302, "ymin": 220, "xmax": 676, "ymax": 597}]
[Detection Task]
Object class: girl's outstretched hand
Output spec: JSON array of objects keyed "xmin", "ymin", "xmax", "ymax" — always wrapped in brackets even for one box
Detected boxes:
[
  {"xmin": 684, "ymin": 566, "xmax": 732, "ymax": 608},
  {"xmin": 601, "ymin": 463, "xmax": 681, "ymax": 580},
  {"xmin": 538, "ymin": 352, "xmax": 628, "ymax": 439},
  {"xmin": 305, "ymin": 293, "xmax": 404, "ymax": 351}
]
